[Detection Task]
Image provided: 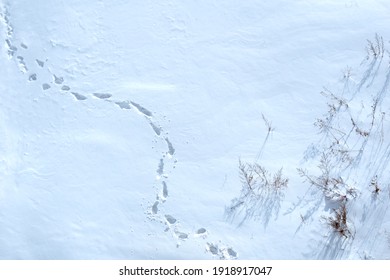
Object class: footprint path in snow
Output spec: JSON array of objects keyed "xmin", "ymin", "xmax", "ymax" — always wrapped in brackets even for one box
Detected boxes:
[{"xmin": 0, "ymin": 3, "xmax": 236, "ymax": 259}]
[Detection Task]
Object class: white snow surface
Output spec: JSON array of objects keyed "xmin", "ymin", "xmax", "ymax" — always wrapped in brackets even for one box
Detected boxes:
[{"xmin": 1, "ymin": 0, "xmax": 390, "ymax": 259}]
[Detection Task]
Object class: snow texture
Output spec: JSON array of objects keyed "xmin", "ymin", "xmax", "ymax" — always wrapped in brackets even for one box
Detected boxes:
[{"xmin": 0, "ymin": 0, "xmax": 390, "ymax": 259}]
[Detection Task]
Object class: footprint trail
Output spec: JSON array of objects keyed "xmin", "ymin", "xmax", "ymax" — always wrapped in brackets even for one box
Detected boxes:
[{"xmin": 0, "ymin": 3, "xmax": 237, "ymax": 259}]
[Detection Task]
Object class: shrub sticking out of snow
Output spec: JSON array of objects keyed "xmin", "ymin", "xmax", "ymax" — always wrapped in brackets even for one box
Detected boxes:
[
  {"xmin": 322, "ymin": 202, "xmax": 353, "ymax": 238},
  {"xmin": 226, "ymin": 160, "xmax": 288, "ymax": 228},
  {"xmin": 296, "ymin": 34, "xmax": 390, "ymax": 248}
]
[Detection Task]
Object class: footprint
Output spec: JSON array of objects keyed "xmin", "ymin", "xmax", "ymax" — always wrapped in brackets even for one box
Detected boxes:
[
  {"xmin": 16, "ymin": 56, "xmax": 28, "ymax": 72},
  {"xmin": 0, "ymin": 10, "xmax": 13, "ymax": 37},
  {"xmin": 150, "ymin": 121, "xmax": 162, "ymax": 136},
  {"xmin": 162, "ymin": 181, "xmax": 168, "ymax": 198},
  {"xmin": 53, "ymin": 75, "xmax": 64, "ymax": 84},
  {"xmin": 195, "ymin": 228, "xmax": 208, "ymax": 239},
  {"xmin": 36, "ymin": 59, "xmax": 44, "ymax": 67},
  {"xmin": 93, "ymin": 93, "xmax": 112, "ymax": 99},
  {"xmin": 165, "ymin": 138, "xmax": 175, "ymax": 156},
  {"xmin": 5, "ymin": 39, "xmax": 17, "ymax": 56},
  {"xmin": 130, "ymin": 101, "xmax": 153, "ymax": 117},
  {"xmin": 157, "ymin": 159, "xmax": 164, "ymax": 175},
  {"xmin": 152, "ymin": 201, "xmax": 159, "ymax": 214},
  {"xmin": 206, "ymin": 242, "xmax": 237, "ymax": 259},
  {"xmin": 4, "ymin": 6, "xmax": 213, "ymax": 259},
  {"xmin": 71, "ymin": 92, "xmax": 87, "ymax": 101},
  {"xmin": 206, "ymin": 243, "xmax": 219, "ymax": 255},
  {"xmin": 5, "ymin": 39, "xmax": 16, "ymax": 50},
  {"xmin": 227, "ymin": 248, "xmax": 237, "ymax": 258},
  {"xmin": 115, "ymin": 101, "xmax": 131, "ymax": 109},
  {"xmin": 42, "ymin": 83, "xmax": 50, "ymax": 90},
  {"xmin": 219, "ymin": 247, "xmax": 238, "ymax": 259},
  {"xmin": 28, "ymin": 73, "xmax": 37, "ymax": 81},
  {"xmin": 2, "ymin": 18, "xmax": 217, "ymax": 258},
  {"xmin": 165, "ymin": 215, "xmax": 177, "ymax": 225},
  {"xmin": 176, "ymin": 231, "xmax": 189, "ymax": 240}
]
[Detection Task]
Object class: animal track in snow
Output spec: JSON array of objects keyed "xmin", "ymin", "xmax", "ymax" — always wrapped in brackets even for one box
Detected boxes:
[
  {"xmin": 0, "ymin": 4, "xmax": 16, "ymax": 57},
  {"xmin": 16, "ymin": 55, "xmax": 28, "ymax": 72},
  {"xmin": 165, "ymin": 138, "xmax": 175, "ymax": 156},
  {"xmin": 28, "ymin": 73, "xmax": 37, "ymax": 81},
  {"xmin": 165, "ymin": 215, "xmax": 177, "ymax": 225},
  {"xmin": 162, "ymin": 181, "xmax": 168, "ymax": 199},
  {"xmin": 175, "ymin": 231, "xmax": 189, "ymax": 240},
  {"xmin": 206, "ymin": 243, "xmax": 219, "ymax": 255},
  {"xmin": 227, "ymin": 248, "xmax": 237, "ymax": 258},
  {"xmin": 157, "ymin": 158, "xmax": 164, "ymax": 176},
  {"xmin": 71, "ymin": 92, "xmax": 87, "ymax": 101},
  {"xmin": 196, "ymin": 228, "xmax": 207, "ymax": 235},
  {"xmin": 130, "ymin": 101, "xmax": 153, "ymax": 117},
  {"xmin": 194, "ymin": 228, "xmax": 208, "ymax": 239},
  {"xmin": 93, "ymin": 93, "xmax": 112, "ymax": 99},
  {"xmin": 1, "ymin": 8, "xmax": 237, "ymax": 258},
  {"xmin": 150, "ymin": 121, "xmax": 162, "ymax": 136},
  {"xmin": 36, "ymin": 59, "xmax": 44, "ymax": 67},
  {"xmin": 5, "ymin": 38, "xmax": 16, "ymax": 57},
  {"xmin": 0, "ymin": 6, "xmax": 13, "ymax": 37},
  {"xmin": 61, "ymin": 85, "xmax": 70, "ymax": 91},
  {"xmin": 152, "ymin": 201, "xmax": 159, "ymax": 214},
  {"xmin": 53, "ymin": 75, "xmax": 64, "ymax": 84},
  {"xmin": 115, "ymin": 101, "xmax": 131, "ymax": 110},
  {"xmin": 206, "ymin": 242, "xmax": 237, "ymax": 259},
  {"xmin": 2, "ymin": 3, "xmax": 197, "ymax": 258},
  {"xmin": 42, "ymin": 83, "xmax": 51, "ymax": 90}
]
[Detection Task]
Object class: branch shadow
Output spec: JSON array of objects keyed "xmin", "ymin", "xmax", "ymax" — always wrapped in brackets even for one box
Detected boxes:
[{"xmin": 225, "ymin": 185, "xmax": 286, "ymax": 230}]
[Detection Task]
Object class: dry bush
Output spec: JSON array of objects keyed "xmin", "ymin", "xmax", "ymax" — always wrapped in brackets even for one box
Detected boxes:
[
  {"xmin": 370, "ymin": 175, "xmax": 381, "ymax": 195},
  {"xmin": 226, "ymin": 160, "xmax": 288, "ymax": 227},
  {"xmin": 297, "ymin": 153, "xmax": 358, "ymax": 202},
  {"xmin": 366, "ymin": 33, "xmax": 384, "ymax": 59},
  {"xmin": 261, "ymin": 113, "xmax": 274, "ymax": 134},
  {"xmin": 298, "ymin": 34, "xmax": 389, "ymax": 249},
  {"xmin": 239, "ymin": 160, "xmax": 288, "ymax": 193},
  {"xmin": 323, "ymin": 203, "xmax": 352, "ymax": 238}
]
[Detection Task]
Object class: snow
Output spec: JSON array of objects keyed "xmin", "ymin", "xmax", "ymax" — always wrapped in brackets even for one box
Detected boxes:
[{"xmin": 1, "ymin": 0, "xmax": 390, "ymax": 259}]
